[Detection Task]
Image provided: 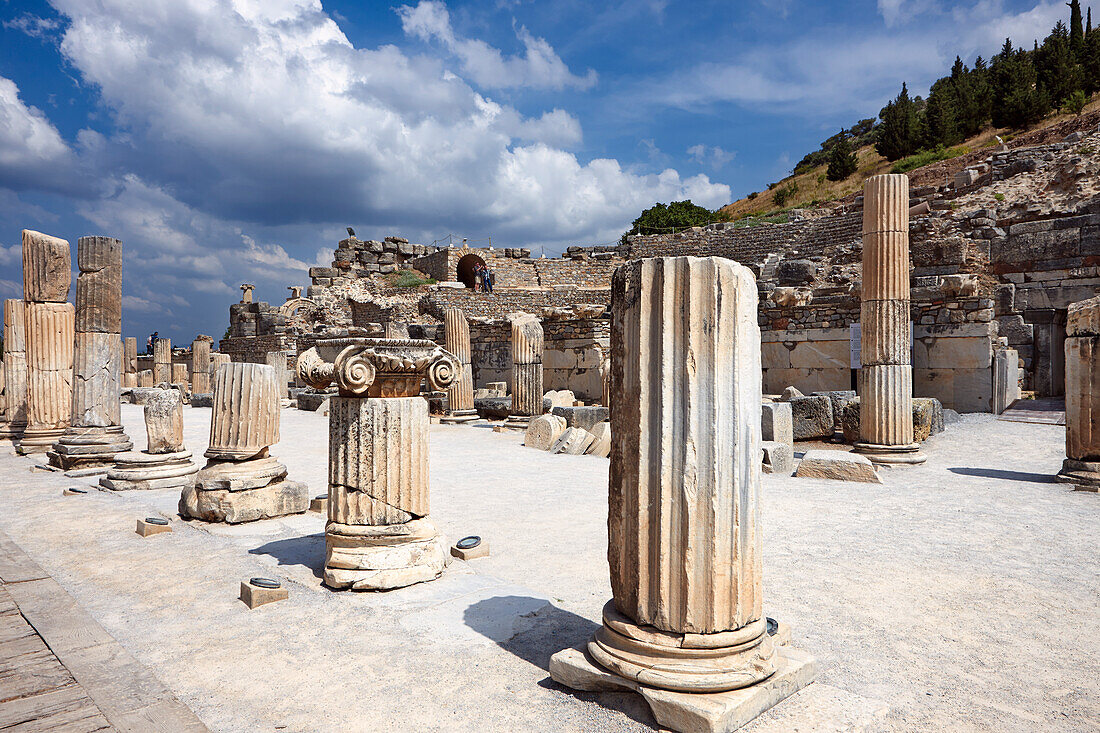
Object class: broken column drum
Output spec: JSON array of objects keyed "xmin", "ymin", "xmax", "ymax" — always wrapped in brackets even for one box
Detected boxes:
[
  {"xmin": 100, "ymin": 388, "xmax": 198, "ymax": 491},
  {"xmin": 0, "ymin": 300, "xmax": 27, "ymax": 440},
  {"xmin": 297, "ymin": 337, "xmax": 459, "ymax": 590},
  {"xmin": 1057, "ymin": 295, "xmax": 1100, "ymax": 488},
  {"xmin": 179, "ymin": 363, "xmax": 309, "ymax": 523},
  {"xmin": 191, "ymin": 336, "xmax": 212, "ymax": 394},
  {"xmin": 505, "ymin": 315, "xmax": 543, "ymax": 428},
  {"xmin": 854, "ymin": 174, "xmax": 925, "ymax": 465},
  {"xmin": 122, "ymin": 337, "xmax": 138, "ymax": 388},
  {"xmin": 549, "ymin": 257, "xmax": 814, "ymax": 732},
  {"xmin": 441, "ymin": 307, "xmax": 477, "ymax": 423},
  {"xmin": 153, "ymin": 337, "xmax": 172, "ymax": 384},
  {"xmin": 49, "ymin": 236, "xmax": 133, "ymax": 470},
  {"xmin": 18, "ymin": 230, "xmax": 74, "ymax": 455}
]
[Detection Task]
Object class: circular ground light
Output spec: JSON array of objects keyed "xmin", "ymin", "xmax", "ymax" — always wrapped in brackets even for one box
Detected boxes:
[
  {"xmin": 315, "ymin": 494, "xmax": 327, "ymax": 500},
  {"xmin": 456, "ymin": 535, "xmax": 481, "ymax": 550},
  {"xmin": 67, "ymin": 487, "xmax": 88, "ymax": 494},
  {"xmin": 766, "ymin": 617, "xmax": 778, "ymax": 636},
  {"xmin": 250, "ymin": 577, "xmax": 281, "ymax": 589},
  {"xmin": 144, "ymin": 517, "xmax": 169, "ymax": 526}
]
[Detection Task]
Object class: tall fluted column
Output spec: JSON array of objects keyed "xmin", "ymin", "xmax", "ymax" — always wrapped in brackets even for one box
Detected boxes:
[
  {"xmin": 297, "ymin": 338, "xmax": 458, "ymax": 590},
  {"xmin": 550, "ymin": 257, "xmax": 815, "ymax": 727},
  {"xmin": 505, "ymin": 314, "xmax": 543, "ymax": 428},
  {"xmin": 122, "ymin": 337, "xmax": 138, "ymax": 388},
  {"xmin": 153, "ymin": 337, "xmax": 172, "ymax": 384},
  {"xmin": 180, "ymin": 363, "xmax": 307, "ymax": 523},
  {"xmin": 0, "ymin": 300, "xmax": 27, "ymax": 440},
  {"xmin": 441, "ymin": 307, "xmax": 477, "ymax": 423},
  {"xmin": 265, "ymin": 350, "xmax": 290, "ymax": 399},
  {"xmin": 191, "ymin": 336, "xmax": 212, "ymax": 394},
  {"xmin": 1057, "ymin": 295, "xmax": 1100, "ymax": 488},
  {"xmin": 855, "ymin": 175, "xmax": 925, "ymax": 464},
  {"xmin": 50, "ymin": 236, "xmax": 132, "ymax": 470},
  {"xmin": 18, "ymin": 230, "xmax": 73, "ymax": 455}
]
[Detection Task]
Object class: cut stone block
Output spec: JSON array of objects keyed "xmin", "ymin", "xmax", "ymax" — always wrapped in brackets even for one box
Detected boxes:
[
  {"xmin": 761, "ymin": 441, "xmax": 794, "ymax": 475},
  {"xmin": 551, "ymin": 405, "xmax": 610, "ymax": 432},
  {"xmin": 136, "ymin": 518, "xmax": 172, "ymax": 537},
  {"xmin": 525, "ymin": 414, "xmax": 567, "ymax": 451},
  {"xmin": 450, "ymin": 539, "xmax": 490, "ymax": 560},
  {"xmin": 240, "ymin": 580, "xmax": 288, "ymax": 609},
  {"xmin": 551, "ymin": 427, "xmax": 595, "ymax": 455},
  {"xmin": 795, "ymin": 450, "xmax": 881, "ymax": 484},
  {"xmin": 789, "ymin": 395, "xmax": 833, "ymax": 441},
  {"xmin": 761, "ymin": 402, "xmax": 793, "ymax": 446},
  {"xmin": 585, "ymin": 422, "xmax": 611, "ymax": 458}
]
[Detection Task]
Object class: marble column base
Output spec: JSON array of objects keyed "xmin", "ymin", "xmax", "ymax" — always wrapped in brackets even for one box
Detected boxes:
[
  {"xmin": 100, "ymin": 449, "xmax": 198, "ymax": 491},
  {"xmin": 47, "ymin": 425, "xmax": 133, "ymax": 470},
  {"xmin": 1055, "ymin": 458, "xmax": 1100, "ymax": 491},
  {"xmin": 502, "ymin": 414, "xmax": 533, "ymax": 430},
  {"xmin": 0, "ymin": 421, "xmax": 26, "ymax": 441},
  {"xmin": 440, "ymin": 409, "xmax": 478, "ymax": 424},
  {"xmin": 179, "ymin": 455, "xmax": 309, "ymax": 523},
  {"xmin": 324, "ymin": 518, "xmax": 447, "ymax": 591},
  {"xmin": 16, "ymin": 426, "xmax": 66, "ymax": 455},
  {"xmin": 550, "ymin": 619, "xmax": 816, "ymax": 733},
  {"xmin": 852, "ymin": 442, "xmax": 927, "ymax": 465}
]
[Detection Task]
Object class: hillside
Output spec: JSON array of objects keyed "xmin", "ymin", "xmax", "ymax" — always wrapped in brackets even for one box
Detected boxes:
[{"xmin": 718, "ymin": 96, "xmax": 1100, "ymax": 219}]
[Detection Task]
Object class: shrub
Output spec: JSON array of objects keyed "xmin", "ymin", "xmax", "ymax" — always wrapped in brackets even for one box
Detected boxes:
[
  {"xmin": 994, "ymin": 193, "xmax": 1005, "ymax": 201},
  {"xmin": 386, "ymin": 270, "xmax": 436, "ymax": 288},
  {"xmin": 1063, "ymin": 89, "xmax": 1089, "ymax": 115},
  {"xmin": 772, "ymin": 181, "xmax": 799, "ymax": 207},
  {"xmin": 889, "ymin": 144, "xmax": 968, "ymax": 173}
]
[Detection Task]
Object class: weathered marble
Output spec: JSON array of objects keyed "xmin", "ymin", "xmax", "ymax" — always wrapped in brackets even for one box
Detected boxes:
[
  {"xmin": 21, "ymin": 230, "xmax": 70, "ymax": 303},
  {"xmin": 19, "ymin": 302, "xmax": 74, "ymax": 454},
  {"xmin": 506, "ymin": 313, "xmax": 543, "ymax": 427},
  {"xmin": 524, "ymin": 414, "xmax": 567, "ymax": 451},
  {"xmin": 191, "ymin": 336, "xmax": 212, "ymax": 395},
  {"xmin": 442, "ymin": 307, "xmax": 477, "ymax": 422},
  {"xmin": 206, "ymin": 363, "xmax": 279, "ymax": 460},
  {"xmin": 123, "ymin": 337, "xmax": 137, "ymax": 376},
  {"xmin": 100, "ymin": 448, "xmax": 198, "ymax": 491},
  {"xmin": 1058, "ymin": 295, "xmax": 1100, "ymax": 487},
  {"xmin": 171, "ymin": 362, "xmax": 189, "ymax": 387},
  {"xmin": 0, "ymin": 300, "xmax": 27, "ymax": 439},
  {"xmin": 145, "ymin": 388, "xmax": 185, "ymax": 454},
  {"xmin": 73, "ymin": 236, "xmax": 121, "ymax": 333},
  {"xmin": 855, "ymin": 175, "xmax": 924, "ymax": 465},
  {"xmin": 551, "ymin": 257, "xmax": 813, "ymax": 724},
  {"xmin": 153, "ymin": 338, "xmax": 172, "ymax": 384},
  {"xmin": 265, "ymin": 350, "xmax": 290, "ymax": 399}
]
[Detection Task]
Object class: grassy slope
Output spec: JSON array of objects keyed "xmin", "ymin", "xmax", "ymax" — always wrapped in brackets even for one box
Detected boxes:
[{"xmin": 718, "ymin": 96, "xmax": 1100, "ymax": 219}]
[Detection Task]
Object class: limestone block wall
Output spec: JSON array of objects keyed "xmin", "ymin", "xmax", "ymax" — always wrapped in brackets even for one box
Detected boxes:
[
  {"xmin": 421, "ymin": 287, "xmax": 610, "ymax": 321},
  {"xmin": 468, "ymin": 321, "xmax": 512, "ymax": 389},
  {"xmin": 542, "ymin": 318, "xmax": 609, "ymax": 402}
]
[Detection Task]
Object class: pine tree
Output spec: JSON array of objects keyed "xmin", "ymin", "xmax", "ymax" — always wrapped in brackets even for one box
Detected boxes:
[
  {"xmin": 1088, "ymin": 7, "xmax": 1093, "ymax": 35},
  {"xmin": 1069, "ymin": 0, "xmax": 1086, "ymax": 59},
  {"xmin": 993, "ymin": 40, "xmax": 1050, "ymax": 128},
  {"xmin": 1085, "ymin": 21, "xmax": 1100, "ymax": 92},
  {"xmin": 876, "ymin": 83, "xmax": 920, "ymax": 161},
  {"xmin": 826, "ymin": 133, "xmax": 858, "ymax": 181},
  {"xmin": 924, "ymin": 76, "xmax": 961, "ymax": 147},
  {"xmin": 1036, "ymin": 21, "xmax": 1083, "ymax": 105}
]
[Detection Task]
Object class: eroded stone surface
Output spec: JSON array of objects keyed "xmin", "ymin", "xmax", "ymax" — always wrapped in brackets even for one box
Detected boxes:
[
  {"xmin": 524, "ymin": 414, "xmax": 566, "ymax": 451},
  {"xmin": 145, "ymin": 389, "xmax": 184, "ymax": 454},
  {"xmin": 795, "ymin": 450, "xmax": 881, "ymax": 483}
]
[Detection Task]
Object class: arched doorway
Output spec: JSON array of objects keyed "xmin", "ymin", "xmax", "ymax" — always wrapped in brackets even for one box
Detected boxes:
[{"xmin": 456, "ymin": 253, "xmax": 486, "ymax": 289}]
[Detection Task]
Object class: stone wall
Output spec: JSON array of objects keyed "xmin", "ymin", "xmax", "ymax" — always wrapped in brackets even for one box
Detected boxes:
[
  {"xmin": 542, "ymin": 317, "xmax": 609, "ymax": 402},
  {"xmin": 421, "ymin": 287, "xmax": 611, "ymax": 321},
  {"xmin": 409, "ymin": 247, "xmax": 618, "ymax": 289}
]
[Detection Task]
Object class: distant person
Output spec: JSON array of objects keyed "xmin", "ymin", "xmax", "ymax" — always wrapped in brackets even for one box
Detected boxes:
[
  {"xmin": 473, "ymin": 263, "xmax": 484, "ymax": 292},
  {"xmin": 484, "ymin": 267, "xmax": 495, "ymax": 293}
]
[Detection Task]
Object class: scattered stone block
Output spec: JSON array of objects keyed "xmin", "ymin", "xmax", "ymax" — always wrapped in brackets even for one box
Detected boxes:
[
  {"xmin": 474, "ymin": 396, "xmax": 511, "ymax": 420},
  {"xmin": 585, "ymin": 422, "xmax": 611, "ymax": 458},
  {"xmin": 525, "ymin": 414, "xmax": 567, "ymax": 451},
  {"xmin": 762, "ymin": 402, "xmax": 793, "ymax": 446},
  {"xmin": 842, "ymin": 397, "xmax": 943, "ymax": 444},
  {"xmin": 779, "ymin": 386, "xmax": 804, "ymax": 401},
  {"xmin": 136, "ymin": 517, "xmax": 172, "ymax": 537},
  {"xmin": 542, "ymin": 390, "xmax": 576, "ymax": 411},
  {"xmin": 240, "ymin": 579, "xmax": 288, "ymax": 609},
  {"xmin": 812, "ymin": 390, "xmax": 856, "ymax": 432},
  {"xmin": 789, "ymin": 395, "xmax": 833, "ymax": 440},
  {"xmin": 310, "ymin": 495, "xmax": 328, "ymax": 513},
  {"xmin": 551, "ymin": 427, "xmax": 595, "ymax": 455},
  {"xmin": 551, "ymin": 405, "xmax": 610, "ymax": 432},
  {"xmin": 761, "ymin": 441, "xmax": 794, "ymax": 475},
  {"xmin": 190, "ymin": 393, "xmax": 213, "ymax": 408},
  {"xmin": 450, "ymin": 537, "xmax": 489, "ymax": 560},
  {"xmin": 794, "ymin": 450, "xmax": 881, "ymax": 483}
]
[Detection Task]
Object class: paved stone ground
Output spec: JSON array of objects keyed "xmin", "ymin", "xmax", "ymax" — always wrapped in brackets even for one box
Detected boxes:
[{"xmin": 0, "ymin": 406, "xmax": 1095, "ymax": 732}]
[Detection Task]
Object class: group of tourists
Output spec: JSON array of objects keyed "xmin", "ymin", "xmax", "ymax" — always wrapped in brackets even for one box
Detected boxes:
[
  {"xmin": 146, "ymin": 331, "xmax": 158, "ymax": 355},
  {"xmin": 473, "ymin": 262, "xmax": 495, "ymax": 293}
]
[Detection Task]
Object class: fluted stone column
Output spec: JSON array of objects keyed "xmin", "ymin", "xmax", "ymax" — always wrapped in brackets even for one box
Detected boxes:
[
  {"xmin": 297, "ymin": 338, "xmax": 457, "ymax": 591},
  {"xmin": 0, "ymin": 300, "xmax": 27, "ymax": 440},
  {"xmin": 265, "ymin": 350, "xmax": 290, "ymax": 399},
  {"xmin": 179, "ymin": 363, "xmax": 307, "ymax": 523},
  {"xmin": 191, "ymin": 336, "xmax": 212, "ymax": 394},
  {"xmin": 122, "ymin": 337, "xmax": 138, "ymax": 388},
  {"xmin": 441, "ymin": 307, "xmax": 477, "ymax": 423},
  {"xmin": 50, "ymin": 236, "xmax": 132, "ymax": 470},
  {"xmin": 171, "ymin": 362, "xmax": 189, "ymax": 388},
  {"xmin": 153, "ymin": 337, "xmax": 172, "ymax": 384},
  {"xmin": 19, "ymin": 230, "xmax": 74, "ymax": 455},
  {"xmin": 854, "ymin": 175, "xmax": 925, "ymax": 465},
  {"xmin": 1057, "ymin": 295, "xmax": 1100, "ymax": 488},
  {"xmin": 505, "ymin": 314, "xmax": 543, "ymax": 428},
  {"xmin": 550, "ymin": 257, "xmax": 814, "ymax": 729},
  {"xmin": 211, "ymin": 352, "xmax": 230, "ymax": 373}
]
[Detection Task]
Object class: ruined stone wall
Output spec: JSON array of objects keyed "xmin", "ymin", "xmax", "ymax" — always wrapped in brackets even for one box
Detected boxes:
[
  {"xmin": 542, "ymin": 317, "xmax": 609, "ymax": 402},
  {"xmin": 468, "ymin": 321, "xmax": 512, "ymax": 389},
  {"xmin": 421, "ymin": 287, "xmax": 611, "ymax": 321}
]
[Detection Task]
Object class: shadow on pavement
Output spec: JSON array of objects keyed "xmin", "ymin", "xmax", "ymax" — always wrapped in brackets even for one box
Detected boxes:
[
  {"xmin": 463, "ymin": 595, "xmax": 656, "ymax": 729},
  {"xmin": 249, "ymin": 533, "xmax": 326, "ymax": 578},
  {"xmin": 947, "ymin": 467, "xmax": 1057, "ymax": 483}
]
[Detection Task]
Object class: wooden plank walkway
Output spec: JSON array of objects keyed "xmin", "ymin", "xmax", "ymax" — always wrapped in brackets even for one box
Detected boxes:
[
  {"xmin": 0, "ymin": 531, "xmax": 208, "ymax": 732},
  {"xmin": 997, "ymin": 397, "xmax": 1067, "ymax": 425}
]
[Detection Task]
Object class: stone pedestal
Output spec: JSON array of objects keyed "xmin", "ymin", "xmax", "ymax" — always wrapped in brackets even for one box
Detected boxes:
[
  {"xmin": 297, "ymin": 337, "xmax": 459, "ymax": 590},
  {"xmin": 153, "ymin": 338, "xmax": 172, "ymax": 384},
  {"xmin": 0, "ymin": 300, "xmax": 27, "ymax": 440},
  {"xmin": 1057, "ymin": 295, "xmax": 1100, "ymax": 489},
  {"xmin": 504, "ymin": 314, "xmax": 543, "ymax": 429},
  {"xmin": 854, "ymin": 175, "xmax": 925, "ymax": 465},
  {"xmin": 179, "ymin": 363, "xmax": 307, "ymax": 523},
  {"xmin": 191, "ymin": 336, "xmax": 212, "ymax": 395},
  {"xmin": 50, "ymin": 236, "xmax": 131, "ymax": 470},
  {"xmin": 549, "ymin": 257, "xmax": 813, "ymax": 730},
  {"xmin": 265, "ymin": 351, "xmax": 291, "ymax": 399},
  {"xmin": 441, "ymin": 307, "xmax": 477, "ymax": 423},
  {"xmin": 101, "ymin": 389, "xmax": 197, "ymax": 491}
]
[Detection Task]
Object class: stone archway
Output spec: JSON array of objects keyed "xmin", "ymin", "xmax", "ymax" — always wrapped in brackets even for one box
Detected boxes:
[{"xmin": 456, "ymin": 253, "xmax": 486, "ymax": 289}]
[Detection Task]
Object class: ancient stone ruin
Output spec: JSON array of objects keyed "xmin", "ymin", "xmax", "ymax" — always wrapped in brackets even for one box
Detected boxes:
[
  {"xmin": 297, "ymin": 336, "xmax": 458, "ymax": 590},
  {"xmin": 0, "ymin": 299, "xmax": 27, "ymax": 441},
  {"xmin": 1057, "ymin": 294, "xmax": 1100, "ymax": 489},
  {"xmin": 100, "ymin": 388, "xmax": 198, "ymax": 491}
]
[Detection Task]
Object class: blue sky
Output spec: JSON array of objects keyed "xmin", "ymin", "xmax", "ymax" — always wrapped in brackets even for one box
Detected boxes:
[{"xmin": 0, "ymin": 0, "xmax": 1074, "ymax": 343}]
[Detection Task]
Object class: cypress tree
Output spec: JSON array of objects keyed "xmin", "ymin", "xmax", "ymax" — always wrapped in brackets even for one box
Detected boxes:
[
  {"xmin": 826, "ymin": 133, "xmax": 858, "ymax": 181},
  {"xmin": 1036, "ymin": 21, "xmax": 1083, "ymax": 104},
  {"xmin": 876, "ymin": 83, "xmax": 920, "ymax": 161},
  {"xmin": 1069, "ymin": 0, "xmax": 1085, "ymax": 59},
  {"xmin": 993, "ymin": 41, "xmax": 1050, "ymax": 128},
  {"xmin": 1085, "ymin": 21, "xmax": 1100, "ymax": 92},
  {"xmin": 924, "ymin": 76, "xmax": 961, "ymax": 147}
]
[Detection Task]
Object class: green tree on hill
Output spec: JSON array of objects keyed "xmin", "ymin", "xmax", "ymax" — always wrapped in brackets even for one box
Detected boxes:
[
  {"xmin": 923, "ymin": 76, "xmax": 962, "ymax": 147},
  {"xmin": 876, "ymin": 83, "xmax": 920, "ymax": 161},
  {"xmin": 826, "ymin": 133, "xmax": 858, "ymax": 181},
  {"xmin": 992, "ymin": 39, "xmax": 1049, "ymax": 129},
  {"xmin": 1069, "ymin": 0, "xmax": 1085, "ymax": 59},
  {"xmin": 620, "ymin": 200, "xmax": 726, "ymax": 243},
  {"xmin": 1035, "ymin": 22, "xmax": 1083, "ymax": 105}
]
